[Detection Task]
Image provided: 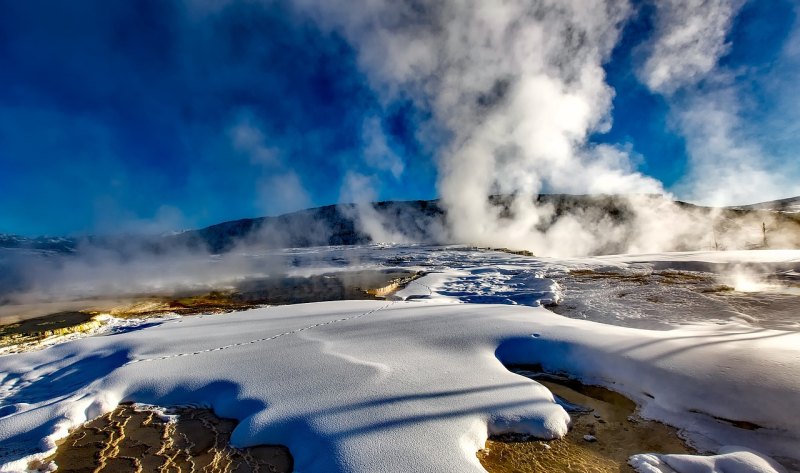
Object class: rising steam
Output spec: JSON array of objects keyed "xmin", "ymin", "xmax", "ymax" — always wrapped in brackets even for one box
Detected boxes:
[
  {"xmin": 3, "ymin": 0, "xmax": 797, "ymax": 312},
  {"xmin": 286, "ymin": 0, "xmax": 798, "ymax": 255},
  {"xmin": 288, "ymin": 0, "xmax": 681, "ymax": 254}
]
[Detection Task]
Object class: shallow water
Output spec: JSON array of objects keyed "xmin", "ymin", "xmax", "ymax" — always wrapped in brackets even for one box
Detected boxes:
[
  {"xmin": 0, "ymin": 269, "xmax": 419, "ymax": 352},
  {"xmin": 478, "ymin": 367, "xmax": 694, "ymax": 473}
]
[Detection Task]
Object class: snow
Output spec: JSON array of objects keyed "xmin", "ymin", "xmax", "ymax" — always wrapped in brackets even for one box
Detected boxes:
[
  {"xmin": 0, "ymin": 301, "xmax": 573, "ymax": 472},
  {"xmin": 394, "ymin": 266, "xmax": 562, "ymax": 306},
  {"xmin": 1, "ymin": 247, "xmax": 800, "ymax": 473},
  {"xmin": 630, "ymin": 446, "xmax": 788, "ymax": 473},
  {"xmin": 591, "ymin": 249, "xmax": 800, "ymax": 265}
]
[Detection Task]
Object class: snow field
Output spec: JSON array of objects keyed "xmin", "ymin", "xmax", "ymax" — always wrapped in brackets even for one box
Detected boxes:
[
  {"xmin": 1, "ymin": 248, "xmax": 799, "ymax": 473},
  {"xmin": 0, "ymin": 300, "xmax": 797, "ymax": 472}
]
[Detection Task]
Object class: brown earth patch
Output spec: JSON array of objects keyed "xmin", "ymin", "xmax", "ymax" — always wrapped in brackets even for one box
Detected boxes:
[{"xmin": 32, "ymin": 404, "xmax": 292, "ymax": 473}]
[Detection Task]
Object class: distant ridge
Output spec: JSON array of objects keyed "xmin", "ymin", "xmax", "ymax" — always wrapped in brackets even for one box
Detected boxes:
[
  {"xmin": 2, "ymin": 194, "xmax": 799, "ymax": 255},
  {"xmin": 731, "ymin": 196, "xmax": 800, "ymax": 213}
]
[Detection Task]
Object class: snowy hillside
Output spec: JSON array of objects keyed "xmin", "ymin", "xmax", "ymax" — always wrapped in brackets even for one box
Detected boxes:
[{"xmin": 734, "ymin": 196, "xmax": 800, "ymax": 214}]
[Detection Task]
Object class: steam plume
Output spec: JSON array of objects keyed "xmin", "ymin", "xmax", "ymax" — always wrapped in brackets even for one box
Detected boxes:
[
  {"xmin": 290, "ymin": 0, "xmax": 689, "ymax": 254},
  {"xmin": 641, "ymin": 0, "xmax": 800, "ymax": 206},
  {"xmin": 289, "ymin": 0, "xmax": 798, "ymax": 255}
]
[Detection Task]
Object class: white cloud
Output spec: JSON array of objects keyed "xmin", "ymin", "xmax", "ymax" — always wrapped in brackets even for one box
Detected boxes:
[
  {"xmin": 290, "ymin": 0, "xmax": 682, "ymax": 253},
  {"xmin": 339, "ymin": 171, "xmax": 410, "ymax": 243},
  {"xmin": 258, "ymin": 171, "xmax": 312, "ymax": 215},
  {"xmin": 641, "ymin": 0, "xmax": 800, "ymax": 205},
  {"xmin": 672, "ymin": 84, "xmax": 796, "ymax": 206},
  {"xmin": 639, "ymin": 0, "xmax": 743, "ymax": 94},
  {"xmin": 361, "ymin": 116, "xmax": 404, "ymax": 179},
  {"xmin": 226, "ymin": 110, "xmax": 311, "ymax": 216},
  {"xmin": 190, "ymin": 0, "xmax": 799, "ymax": 253},
  {"xmin": 228, "ymin": 112, "xmax": 280, "ymax": 166},
  {"xmin": 339, "ymin": 171, "xmax": 377, "ymax": 205}
]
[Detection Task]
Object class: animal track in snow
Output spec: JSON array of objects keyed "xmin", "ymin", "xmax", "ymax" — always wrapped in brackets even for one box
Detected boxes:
[{"xmin": 125, "ymin": 302, "xmax": 396, "ymax": 365}]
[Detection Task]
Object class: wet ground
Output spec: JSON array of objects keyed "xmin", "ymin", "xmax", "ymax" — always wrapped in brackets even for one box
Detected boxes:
[
  {"xmin": 33, "ymin": 404, "xmax": 292, "ymax": 473},
  {"xmin": 0, "ymin": 269, "xmax": 420, "ymax": 351},
  {"xmin": 0, "ymin": 311, "xmax": 102, "ymax": 349},
  {"xmin": 478, "ymin": 366, "xmax": 694, "ymax": 473},
  {"xmin": 550, "ymin": 268, "xmax": 800, "ymax": 331}
]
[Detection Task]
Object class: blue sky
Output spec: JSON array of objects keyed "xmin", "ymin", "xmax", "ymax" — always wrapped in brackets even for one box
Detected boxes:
[{"xmin": 0, "ymin": 0, "xmax": 797, "ymax": 236}]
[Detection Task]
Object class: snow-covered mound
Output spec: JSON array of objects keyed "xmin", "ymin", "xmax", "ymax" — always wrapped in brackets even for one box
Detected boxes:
[{"xmin": 630, "ymin": 446, "xmax": 788, "ymax": 473}]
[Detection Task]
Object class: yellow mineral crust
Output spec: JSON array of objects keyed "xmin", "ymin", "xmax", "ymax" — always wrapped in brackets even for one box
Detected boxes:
[{"xmin": 35, "ymin": 404, "xmax": 292, "ymax": 473}]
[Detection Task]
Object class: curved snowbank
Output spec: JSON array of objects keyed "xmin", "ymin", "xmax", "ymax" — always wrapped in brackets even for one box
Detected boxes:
[
  {"xmin": 496, "ymin": 319, "xmax": 800, "ymax": 460},
  {"xmin": 630, "ymin": 446, "xmax": 788, "ymax": 473}
]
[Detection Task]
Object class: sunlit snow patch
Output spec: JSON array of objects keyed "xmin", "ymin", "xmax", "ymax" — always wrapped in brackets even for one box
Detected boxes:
[
  {"xmin": 630, "ymin": 446, "xmax": 788, "ymax": 473},
  {"xmin": 394, "ymin": 266, "xmax": 562, "ymax": 306}
]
